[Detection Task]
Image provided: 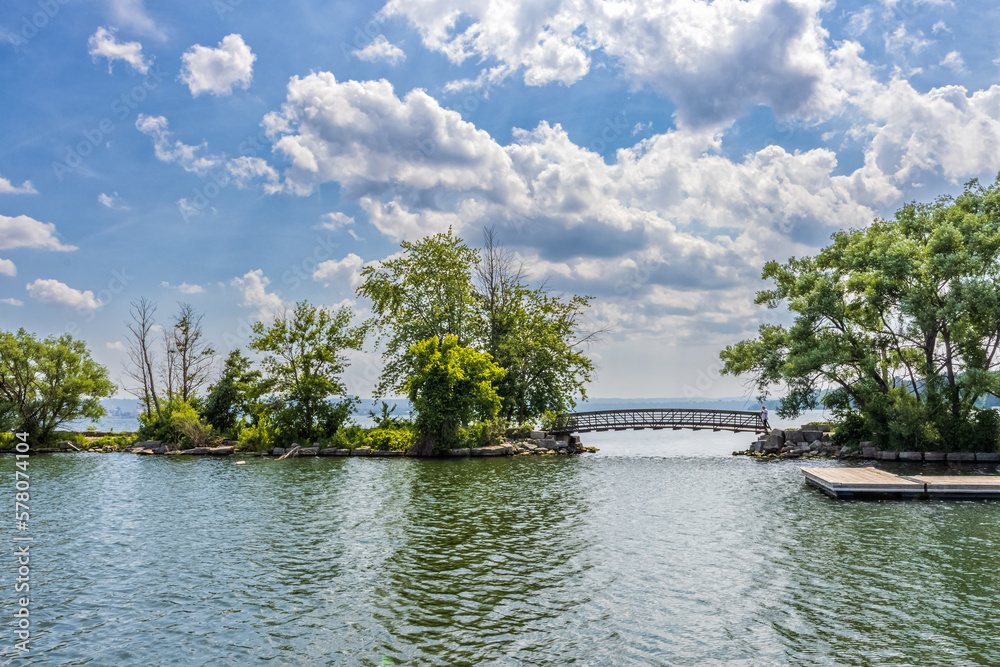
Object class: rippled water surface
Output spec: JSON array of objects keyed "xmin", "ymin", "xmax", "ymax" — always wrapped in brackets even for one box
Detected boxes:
[{"xmin": 6, "ymin": 426, "xmax": 1000, "ymax": 665}]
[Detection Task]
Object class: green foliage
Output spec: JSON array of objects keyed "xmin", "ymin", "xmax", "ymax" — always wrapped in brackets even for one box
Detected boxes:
[
  {"xmin": 202, "ymin": 349, "xmax": 269, "ymax": 437},
  {"xmin": 361, "ymin": 425, "xmax": 415, "ymax": 451},
  {"xmin": 358, "ymin": 228, "xmax": 479, "ymax": 397},
  {"xmin": 539, "ymin": 410, "xmax": 569, "ymax": 432},
  {"xmin": 86, "ymin": 433, "xmax": 138, "ymax": 450},
  {"xmin": 406, "ymin": 335, "xmax": 504, "ymax": 453},
  {"xmin": 0, "ymin": 432, "xmax": 14, "ymax": 449},
  {"xmin": 458, "ymin": 419, "xmax": 505, "ymax": 449},
  {"xmin": 137, "ymin": 398, "xmax": 212, "ymax": 447},
  {"xmin": 0, "ymin": 329, "xmax": 115, "ymax": 446},
  {"xmin": 722, "ymin": 176, "xmax": 1000, "ymax": 451},
  {"xmin": 250, "ymin": 300, "xmax": 363, "ymax": 444},
  {"xmin": 237, "ymin": 414, "xmax": 275, "ymax": 452}
]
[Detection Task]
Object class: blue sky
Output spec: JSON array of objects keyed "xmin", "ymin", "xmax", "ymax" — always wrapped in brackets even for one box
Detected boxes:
[{"xmin": 2, "ymin": 0, "xmax": 999, "ymax": 400}]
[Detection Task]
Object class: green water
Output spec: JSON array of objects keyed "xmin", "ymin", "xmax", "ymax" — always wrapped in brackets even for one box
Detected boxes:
[{"xmin": 4, "ymin": 431, "xmax": 1000, "ymax": 665}]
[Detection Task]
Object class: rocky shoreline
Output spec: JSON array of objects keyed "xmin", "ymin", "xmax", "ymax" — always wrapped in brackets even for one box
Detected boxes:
[
  {"xmin": 10, "ymin": 431, "xmax": 596, "ymax": 458},
  {"xmin": 736, "ymin": 427, "xmax": 1000, "ymax": 463}
]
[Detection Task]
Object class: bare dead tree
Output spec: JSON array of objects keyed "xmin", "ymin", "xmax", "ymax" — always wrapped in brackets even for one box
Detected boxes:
[
  {"xmin": 168, "ymin": 303, "xmax": 215, "ymax": 402},
  {"xmin": 123, "ymin": 297, "xmax": 161, "ymax": 418}
]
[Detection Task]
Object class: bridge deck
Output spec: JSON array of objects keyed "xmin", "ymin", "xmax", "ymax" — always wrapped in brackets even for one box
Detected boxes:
[{"xmin": 552, "ymin": 408, "xmax": 765, "ymax": 435}]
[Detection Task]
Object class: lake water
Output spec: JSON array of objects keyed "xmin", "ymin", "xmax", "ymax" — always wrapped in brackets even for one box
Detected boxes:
[{"xmin": 6, "ymin": 415, "xmax": 1000, "ymax": 665}]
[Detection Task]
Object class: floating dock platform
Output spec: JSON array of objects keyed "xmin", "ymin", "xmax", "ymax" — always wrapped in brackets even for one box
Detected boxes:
[{"xmin": 802, "ymin": 467, "xmax": 1000, "ymax": 499}]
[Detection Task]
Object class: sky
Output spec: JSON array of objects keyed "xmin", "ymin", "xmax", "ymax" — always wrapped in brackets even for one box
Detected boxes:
[{"xmin": 2, "ymin": 0, "xmax": 1000, "ymax": 401}]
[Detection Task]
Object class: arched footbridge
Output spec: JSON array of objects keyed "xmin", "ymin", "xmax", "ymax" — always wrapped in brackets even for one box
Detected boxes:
[{"xmin": 549, "ymin": 408, "xmax": 766, "ymax": 435}]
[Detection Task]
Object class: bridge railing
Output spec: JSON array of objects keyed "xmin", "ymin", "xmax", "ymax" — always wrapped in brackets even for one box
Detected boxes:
[{"xmin": 550, "ymin": 408, "xmax": 765, "ymax": 434}]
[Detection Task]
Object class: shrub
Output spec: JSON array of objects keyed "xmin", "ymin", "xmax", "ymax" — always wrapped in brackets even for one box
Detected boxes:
[
  {"xmin": 539, "ymin": 410, "xmax": 568, "ymax": 432},
  {"xmin": 137, "ymin": 399, "xmax": 214, "ymax": 448},
  {"xmin": 237, "ymin": 415, "xmax": 275, "ymax": 452},
  {"xmin": 362, "ymin": 425, "xmax": 415, "ymax": 451},
  {"xmin": 0, "ymin": 433, "xmax": 15, "ymax": 449}
]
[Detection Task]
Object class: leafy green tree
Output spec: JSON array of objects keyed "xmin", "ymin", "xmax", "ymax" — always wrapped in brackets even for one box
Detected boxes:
[
  {"xmin": 0, "ymin": 329, "xmax": 115, "ymax": 446},
  {"xmin": 721, "ymin": 177, "xmax": 1000, "ymax": 451},
  {"xmin": 406, "ymin": 335, "xmax": 504, "ymax": 454},
  {"xmin": 249, "ymin": 301, "xmax": 363, "ymax": 443},
  {"xmin": 357, "ymin": 228, "xmax": 478, "ymax": 397},
  {"xmin": 202, "ymin": 349, "xmax": 269, "ymax": 436}
]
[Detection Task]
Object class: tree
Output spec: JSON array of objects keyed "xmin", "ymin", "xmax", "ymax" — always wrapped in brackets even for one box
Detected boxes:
[
  {"xmin": 357, "ymin": 228, "xmax": 478, "ymax": 397},
  {"xmin": 406, "ymin": 335, "xmax": 504, "ymax": 454},
  {"xmin": 720, "ymin": 177, "xmax": 1000, "ymax": 451},
  {"xmin": 164, "ymin": 303, "xmax": 215, "ymax": 402},
  {"xmin": 0, "ymin": 329, "xmax": 115, "ymax": 446},
  {"xmin": 123, "ymin": 297, "xmax": 161, "ymax": 418},
  {"xmin": 202, "ymin": 349, "xmax": 269, "ymax": 435},
  {"xmin": 249, "ymin": 301, "xmax": 363, "ymax": 443},
  {"xmin": 473, "ymin": 227, "xmax": 603, "ymax": 423}
]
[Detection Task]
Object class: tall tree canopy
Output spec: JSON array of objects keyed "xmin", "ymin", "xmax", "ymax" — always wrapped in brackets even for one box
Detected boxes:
[
  {"xmin": 721, "ymin": 177, "xmax": 1000, "ymax": 450},
  {"xmin": 357, "ymin": 228, "xmax": 479, "ymax": 397},
  {"xmin": 0, "ymin": 329, "xmax": 115, "ymax": 445},
  {"xmin": 250, "ymin": 301, "xmax": 363, "ymax": 442}
]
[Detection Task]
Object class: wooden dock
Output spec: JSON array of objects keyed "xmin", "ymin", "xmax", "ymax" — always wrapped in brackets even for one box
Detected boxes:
[{"xmin": 802, "ymin": 467, "xmax": 1000, "ymax": 499}]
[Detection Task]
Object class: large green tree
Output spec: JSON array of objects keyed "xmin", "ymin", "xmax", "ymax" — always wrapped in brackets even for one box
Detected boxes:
[
  {"xmin": 0, "ymin": 329, "xmax": 115, "ymax": 446},
  {"xmin": 406, "ymin": 335, "xmax": 504, "ymax": 454},
  {"xmin": 249, "ymin": 301, "xmax": 363, "ymax": 443},
  {"xmin": 721, "ymin": 177, "xmax": 1000, "ymax": 451},
  {"xmin": 357, "ymin": 228, "xmax": 478, "ymax": 397},
  {"xmin": 202, "ymin": 349, "xmax": 269, "ymax": 436}
]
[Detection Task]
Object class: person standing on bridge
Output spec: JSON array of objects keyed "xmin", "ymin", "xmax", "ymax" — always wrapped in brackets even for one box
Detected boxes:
[{"xmin": 761, "ymin": 406, "xmax": 770, "ymax": 434}]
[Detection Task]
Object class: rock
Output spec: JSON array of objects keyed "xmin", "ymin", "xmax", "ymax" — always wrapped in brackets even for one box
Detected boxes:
[
  {"xmin": 763, "ymin": 433, "xmax": 784, "ymax": 454},
  {"xmin": 784, "ymin": 451, "xmax": 801, "ymax": 458},
  {"xmin": 383, "ymin": 451, "xmax": 404, "ymax": 457},
  {"xmin": 334, "ymin": 449, "xmax": 350, "ymax": 456},
  {"xmin": 180, "ymin": 447, "xmax": 212, "ymax": 455},
  {"xmin": 299, "ymin": 447, "xmax": 319, "ymax": 456},
  {"xmin": 370, "ymin": 449, "xmax": 388, "ymax": 456},
  {"xmin": 524, "ymin": 443, "xmax": 538, "ymax": 451},
  {"xmin": 785, "ymin": 430, "xmax": 805, "ymax": 444},
  {"xmin": 898, "ymin": 452, "xmax": 922, "ymax": 461},
  {"xmin": 923, "ymin": 452, "xmax": 946, "ymax": 462},
  {"xmin": 530, "ymin": 430, "xmax": 546, "ymax": 440},
  {"xmin": 152, "ymin": 445, "xmax": 167, "ymax": 455},
  {"xmin": 975, "ymin": 452, "xmax": 1000, "ymax": 462},
  {"xmin": 820, "ymin": 433, "xmax": 832, "ymax": 442},
  {"xmin": 210, "ymin": 446, "xmax": 234, "ymax": 456},
  {"xmin": 947, "ymin": 452, "xmax": 976, "ymax": 463},
  {"xmin": 877, "ymin": 450, "xmax": 898, "ymax": 460},
  {"xmin": 540, "ymin": 438, "xmax": 559, "ymax": 449},
  {"xmin": 801, "ymin": 430, "xmax": 823, "ymax": 442},
  {"xmin": 319, "ymin": 448, "xmax": 337, "ymax": 456},
  {"xmin": 351, "ymin": 447, "xmax": 371, "ymax": 456},
  {"xmin": 135, "ymin": 448, "xmax": 155, "ymax": 455},
  {"xmin": 272, "ymin": 447, "xmax": 285, "ymax": 457},
  {"xmin": 837, "ymin": 446, "xmax": 853, "ymax": 458},
  {"xmin": 861, "ymin": 444, "xmax": 877, "ymax": 459}
]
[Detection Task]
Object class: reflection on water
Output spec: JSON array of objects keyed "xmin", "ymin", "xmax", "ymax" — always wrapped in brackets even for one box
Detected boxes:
[{"xmin": 4, "ymin": 426, "xmax": 1000, "ymax": 665}]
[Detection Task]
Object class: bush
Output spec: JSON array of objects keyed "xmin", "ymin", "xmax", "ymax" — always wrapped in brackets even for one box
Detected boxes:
[
  {"xmin": 0, "ymin": 433, "xmax": 15, "ymax": 449},
  {"xmin": 237, "ymin": 415, "xmax": 275, "ymax": 452},
  {"xmin": 971, "ymin": 409, "xmax": 1000, "ymax": 452},
  {"xmin": 362, "ymin": 425, "xmax": 415, "ymax": 451},
  {"xmin": 137, "ymin": 399, "xmax": 214, "ymax": 448}
]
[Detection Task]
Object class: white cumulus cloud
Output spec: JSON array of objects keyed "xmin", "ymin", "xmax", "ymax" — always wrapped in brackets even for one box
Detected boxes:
[
  {"xmin": 0, "ymin": 258, "xmax": 15, "ymax": 276},
  {"xmin": 0, "ymin": 177, "xmax": 37, "ymax": 195},
  {"xmin": 0, "ymin": 298, "xmax": 23, "ymax": 307},
  {"xmin": 0, "ymin": 214, "xmax": 77, "ymax": 251},
  {"xmin": 88, "ymin": 26, "xmax": 150, "ymax": 74},
  {"xmin": 353, "ymin": 35, "xmax": 406, "ymax": 64},
  {"xmin": 313, "ymin": 253, "xmax": 364, "ymax": 289},
  {"xmin": 161, "ymin": 280, "xmax": 205, "ymax": 294},
  {"xmin": 231, "ymin": 269, "xmax": 285, "ymax": 323},
  {"xmin": 180, "ymin": 34, "xmax": 256, "ymax": 97},
  {"xmin": 26, "ymin": 279, "xmax": 102, "ymax": 310}
]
